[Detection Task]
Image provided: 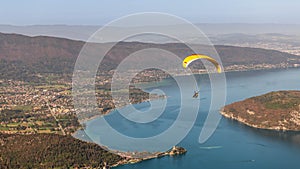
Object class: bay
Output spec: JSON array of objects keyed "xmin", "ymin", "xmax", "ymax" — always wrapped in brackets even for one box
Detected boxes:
[{"xmin": 75, "ymin": 68, "xmax": 300, "ymax": 169}]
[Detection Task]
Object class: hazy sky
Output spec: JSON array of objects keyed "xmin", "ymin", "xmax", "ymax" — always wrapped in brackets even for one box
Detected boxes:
[{"xmin": 1, "ymin": 0, "xmax": 300, "ymax": 25}]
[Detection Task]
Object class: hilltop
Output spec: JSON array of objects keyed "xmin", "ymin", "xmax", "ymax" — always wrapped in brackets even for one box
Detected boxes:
[
  {"xmin": 0, "ymin": 32, "xmax": 300, "ymax": 82},
  {"xmin": 221, "ymin": 91, "xmax": 300, "ymax": 131}
]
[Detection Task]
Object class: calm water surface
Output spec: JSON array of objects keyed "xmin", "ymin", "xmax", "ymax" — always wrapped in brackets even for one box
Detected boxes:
[{"xmin": 75, "ymin": 68, "xmax": 300, "ymax": 169}]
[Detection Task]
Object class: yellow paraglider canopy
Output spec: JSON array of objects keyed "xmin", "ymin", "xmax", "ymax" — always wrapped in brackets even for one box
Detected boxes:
[{"xmin": 182, "ymin": 54, "xmax": 222, "ymax": 73}]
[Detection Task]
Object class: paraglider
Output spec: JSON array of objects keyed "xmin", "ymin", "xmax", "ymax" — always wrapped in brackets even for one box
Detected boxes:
[
  {"xmin": 182, "ymin": 54, "xmax": 222, "ymax": 73},
  {"xmin": 182, "ymin": 54, "xmax": 222, "ymax": 98},
  {"xmin": 193, "ymin": 90, "xmax": 199, "ymax": 98}
]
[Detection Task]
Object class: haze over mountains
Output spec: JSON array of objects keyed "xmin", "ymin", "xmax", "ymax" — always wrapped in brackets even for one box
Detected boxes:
[
  {"xmin": 1, "ymin": 24, "xmax": 300, "ymax": 42},
  {"xmin": 2, "ymin": 24, "xmax": 300, "ymax": 56}
]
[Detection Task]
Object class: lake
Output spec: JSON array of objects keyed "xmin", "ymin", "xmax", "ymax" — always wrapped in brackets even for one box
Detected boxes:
[{"xmin": 75, "ymin": 68, "xmax": 300, "ymax": 169}]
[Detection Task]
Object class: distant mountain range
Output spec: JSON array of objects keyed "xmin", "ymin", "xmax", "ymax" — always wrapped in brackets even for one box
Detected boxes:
[
  {"xmin": 1, "ymin": 24, "xmax": 300, "ymax": 42},
  {"xmin": 0, "ymin": 32, "xmax": 299, "ymax": 81}
]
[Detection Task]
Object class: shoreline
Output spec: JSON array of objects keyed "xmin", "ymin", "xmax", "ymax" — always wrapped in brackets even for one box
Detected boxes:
[
  {"xmin": 73, "ymin": 95, "xmax": 172, "ymax": 167},
  {"xmin": 71, "ymin": 130, "xmax": 187, "ymax": 168},
  {"xmin": 72, "ymin": 91, "xmax": 180, "ymax": 167},
  {"xmin": 220, "ymin": 110, "xmax": 300, "ymax": 132},
  {"xmin": 78, "ymin": 95, "xmax": 168, "ymax": 124},
  {"xmin": 80, "ymin": 67, "xmax": 298, "ymax": 123},
  {"xmin": 75, "ymin": 66, "xmax": 300, "ymax": 167},
  {"xmin": 110, "ymin": 146, "xmax": 187, "ymax": 168}
]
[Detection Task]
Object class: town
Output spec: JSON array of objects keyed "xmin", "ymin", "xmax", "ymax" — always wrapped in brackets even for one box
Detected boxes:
[
  {"xmin": 0, "ymin": 70, "xmax": 167, "ymax": 135},
  {"xmin": 1, "ymin": 60, "xmax": 300, "ymax": 136}
]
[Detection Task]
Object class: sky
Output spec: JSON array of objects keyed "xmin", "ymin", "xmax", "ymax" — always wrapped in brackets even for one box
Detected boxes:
[{"xmin": 1, "ymin": 0, "xmax": 300, "ymax": 25}]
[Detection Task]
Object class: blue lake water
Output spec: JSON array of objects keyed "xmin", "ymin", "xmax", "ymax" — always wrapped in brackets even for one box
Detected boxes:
[{"xmin": 75, "ymin": 68, "xmax": 300, "ymax": 169}]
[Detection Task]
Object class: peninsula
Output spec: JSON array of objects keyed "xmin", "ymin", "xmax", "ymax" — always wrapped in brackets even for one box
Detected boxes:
[{"xmin": 221, "ymin": 91, "xmax": 300, "ymax": 131}]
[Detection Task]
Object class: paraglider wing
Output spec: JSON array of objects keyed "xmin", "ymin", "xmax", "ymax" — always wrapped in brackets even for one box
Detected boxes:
[{"xmin": 182, "ymin": 54, "xmax": 222, "ymax": 73}]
